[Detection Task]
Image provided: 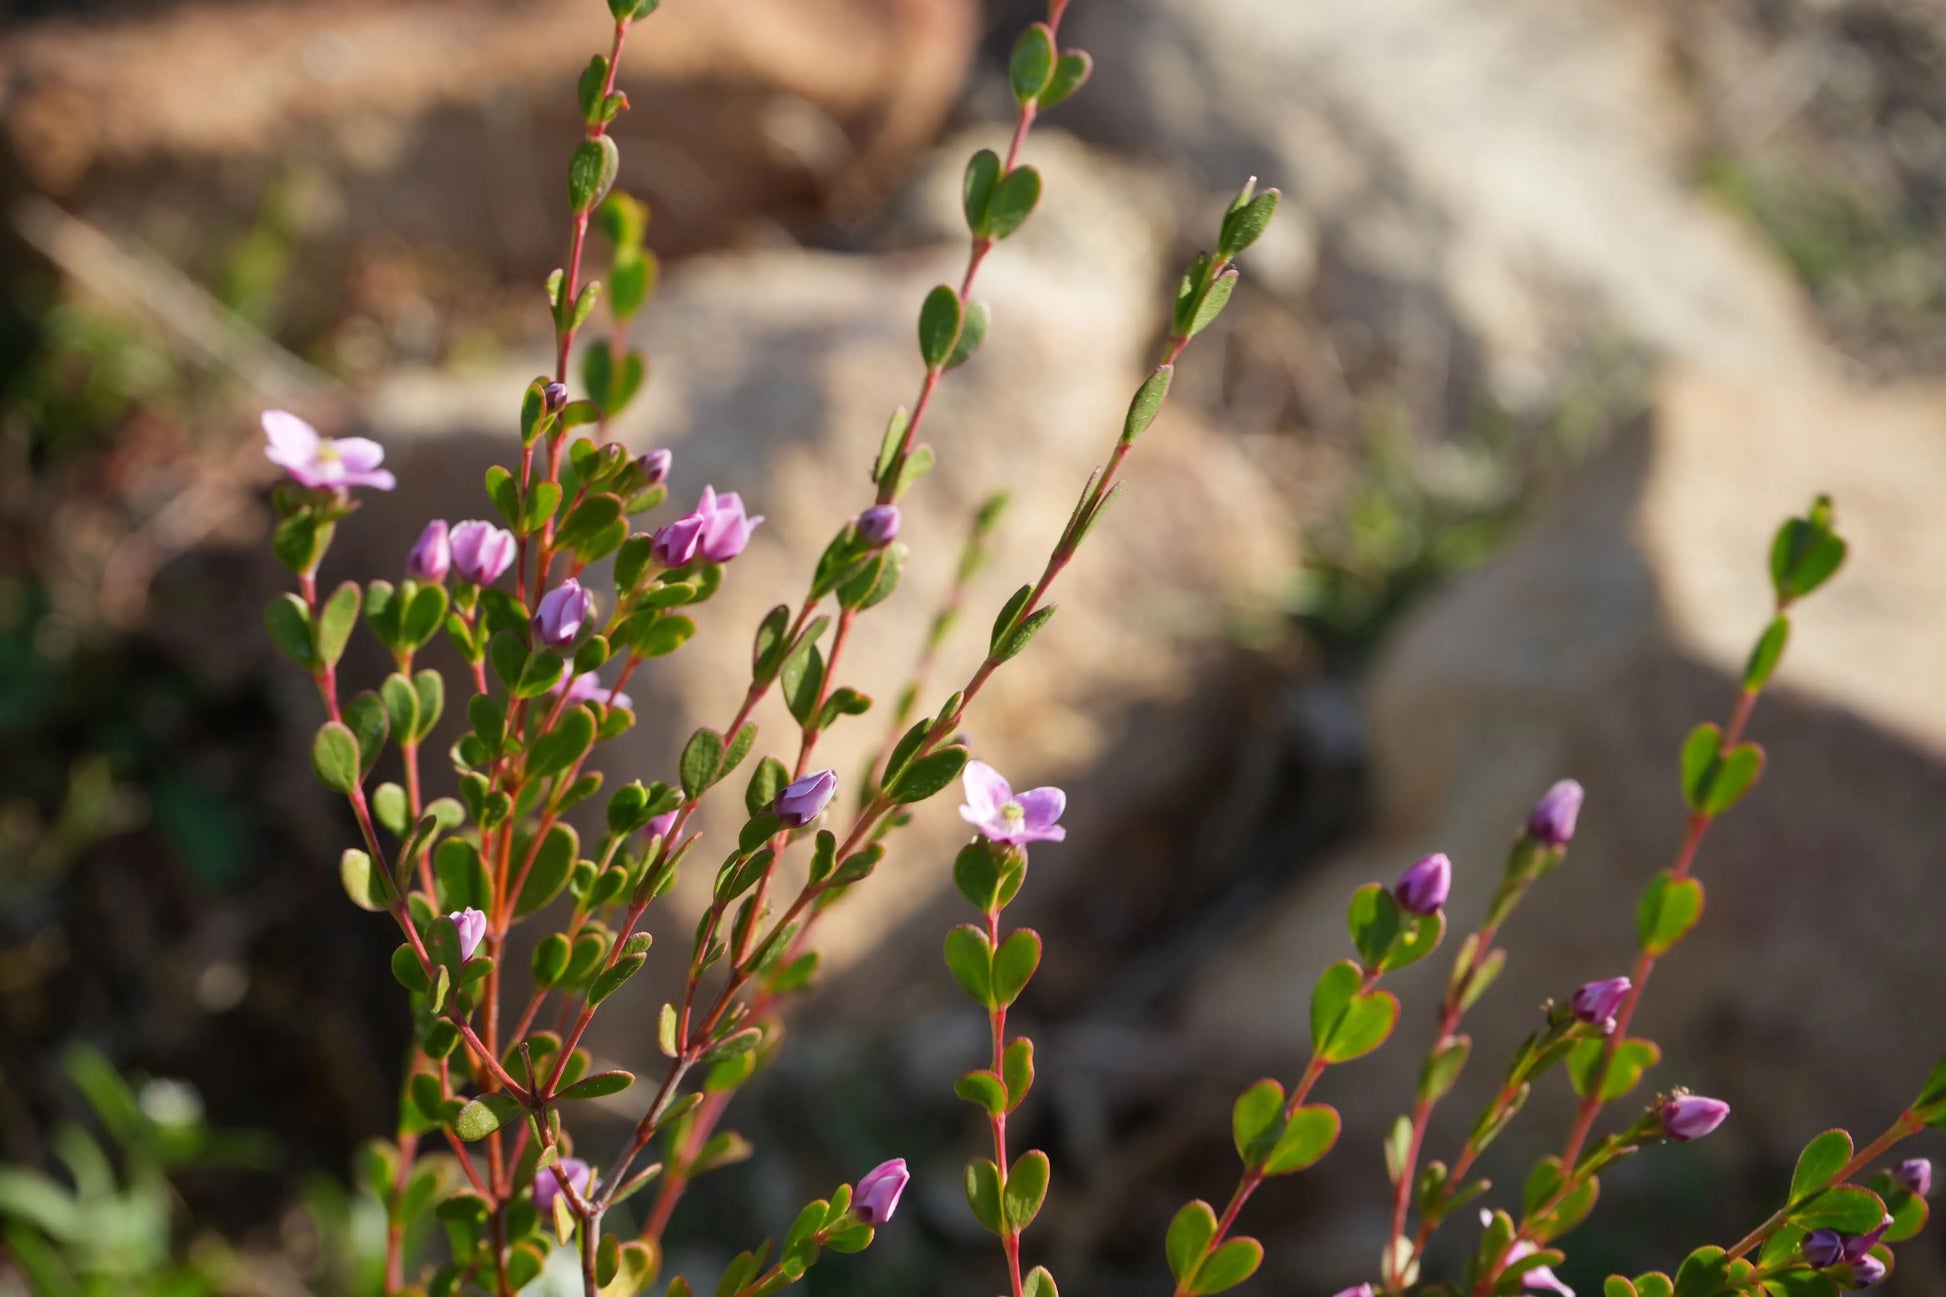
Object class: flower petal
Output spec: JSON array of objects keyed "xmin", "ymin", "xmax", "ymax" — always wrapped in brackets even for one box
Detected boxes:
[
  {"xmin": 332, "ymin": 436, "xmax": 388, "ymax": 473},
  {"xmin": 261, "ymin": 409, "xmax": 319, "ymax": 460},
  {"xmin": 1014, "ymin": 786, "xmax": 1065, "ymax": 830},
  {"xmin": 960, "ymin": 760, "xmax": 1011, "ymax": 818}
]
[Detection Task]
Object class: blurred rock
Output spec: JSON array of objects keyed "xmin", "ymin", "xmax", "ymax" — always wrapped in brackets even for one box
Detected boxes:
[
  {"xmin": 1066, "ymin": 0, "xmax": 1834, "ymax": 403},
  {"xmin": 351, "ymin": 130, "xmax": 1295, "ymax": 1064},
  {"xmin": 1178, "ymin": 364, "xmax": 1946, "ymax": 1284},
  {"xmin": 1, "ymin": 0, "xmax": 977, "ymax": 340}
]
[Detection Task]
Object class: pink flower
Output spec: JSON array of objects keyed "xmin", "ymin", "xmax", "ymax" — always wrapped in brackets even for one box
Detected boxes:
[
  {"xmin": 449, "ymin": 908, "xmax": 486, "ymax": 962},
  {"xmin": 1393, "ymin": 853, "xmax": 1451, "ymax": 916},
  {"xmin": 553, "ymin": 666, "xmax": 632, "ymax": 712},
  {"xmin": 651, "ymin": 511, "xmax": 706, "ymax": 567},
  {"xmin": 1570, "ymin": 977, "xmax": 1630, "ymax": 1033},
  {"xmin": 959, "ymin": 761, "xmax": 1066, "ymax": 846},
  {"xmin": 262, "ymin": 410, "xmax": 396, "ymax": 491},
  {"xmin": 533, "ymin": 578, "xmax": 593, "ymax": 648},
  {"xmin": 1660, "ymin": 1094, "xmax": 1730, "ymax": 1142},
  {"xmin": 854, "ymin": 1158, "xmax": 909, "ymax": 1225},
  {"xmin": 406, "ymin": 520, "xmax": 450, "ymax": 582},
  {"xmin": 695, "ymin": 486, "xmax": 763, "ymax": 563},
  {"xmin": 533, "ymin": 1158, "xmax": 594, "ymax": 1213},
  {"xmin": 1482, "ymin": 1210, "xmax": 1573, "ymax": 1297},
  {"xmin": 450, "ymin": 520, "xmax": 517, "ymax": 586},
  {"xmin": 644, "ymin": 809, "xmax": 677, "ymax": 842}
]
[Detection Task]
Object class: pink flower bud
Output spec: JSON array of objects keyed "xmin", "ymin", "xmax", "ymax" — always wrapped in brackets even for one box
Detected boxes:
[
  {"xmin": 407, "ymin": 520, "xmax": 451, "ymax": 582},
  {"xmin": 533, "ymin": 1158, "xmax": 593, "ymax": 1213},
  {"xmin": 857, "ymin": 505, "xmax": 901, "ymax": 547},
  {"xmin": 542, "ymin": 381, "xmax": 569, "ymax": 414},
  {"xmin": 644, "ymin": 810, "xmax": 678, "ymax": 843},
  {"xmin": 1570, "ymin": 976, "xmax": 1630, "ymax": 1032},
  {"xmin": 1393, "ymin": 853, "xmax": 1451, "ymax": 916},
  {"xmin": 1897, "ymin": 1158, "xmax": 1931, "ymax": 1198},
  {"xmin": 651, "ymin": 511, "xmax": 706, "ymax": 567},
  {"xmin": 1331, "ymin": 1287, "xmax": 1376, "ymax": 1297},
  {"xmin": 638, "ymin": 448, "xmax": 672, "ymax": 486},
  {"xmin": 450, "ymin": 520, "xmax": 517, "ymax": 586},
  {"xmin": 853, "ymin": 1157, "xmax": 908, "ymax": 1225},
  {"xmin": 533, "ymin": 578, "xmax": 593, "ymax": 648},
  {"xmin": 1660, "ymin": 1094, "xmax": 1730, "ymax": 1141},
  {"xmin": 449, "ymin": 908, "xmax": 487, "ymax": 962},
  {"xmin": 774, "ymin": 770, "xmax": 838, "ymax": 828},
  {"xmin": 1527, "ymin": 779, "xmax": 1584, "ymax": 847}
]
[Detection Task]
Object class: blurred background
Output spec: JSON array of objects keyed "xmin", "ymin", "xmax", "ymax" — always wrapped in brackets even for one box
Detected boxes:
[{"xmin": 3, "ymin": 0, "xmax": 1945, "ymax": 1293}]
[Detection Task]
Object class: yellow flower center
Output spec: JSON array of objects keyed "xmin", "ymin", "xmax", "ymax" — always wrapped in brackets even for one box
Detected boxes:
[
  {"xmin": 314, "ymin": 441, "xmax": 342, "ymax": 462},
  {"xmin": 1001, "ymin": 800, "xmax": 1024, "ymax": 822}
]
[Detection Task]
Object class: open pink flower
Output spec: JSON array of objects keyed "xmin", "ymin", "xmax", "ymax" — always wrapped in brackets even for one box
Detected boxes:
[
  {"xmin": 553, "ymin": 665, "xmax": 632, "ymax": 712},
  {"xmin": 262, "ymin": 410, "xmax": 396, "ymax": 491},
  {"xmin": 695, "ymin": 486, "xmax": 763, "ymax": 562},
  {"xmin": 959, "ymin": 761, "xmax": 1065, "ymax": 846}
]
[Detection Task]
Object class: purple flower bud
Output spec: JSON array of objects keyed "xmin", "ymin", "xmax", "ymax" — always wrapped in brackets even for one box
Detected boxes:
[
  {"xmin": 450, "ymin": 520, "xmax": 517, "ymax": 586},
  {"xmin": 651, "ymin": 511, "xmax": 706, "ymax": 567},
  {"xmin": 774, "ymin": 769, "xmax": 838, "ymax": 828},
  {"xmin": 533, "ymin": 578, "xmax": 593, "ymax": 648},
  {"xmin": 695, "ymin": 486, "xmax": 763, "ymax": 563},
  {"xmin": 1844, "ymin": 1218, "xmax": 1892, "ymax": 1262},
  {"xmin": 1896, "ymin": 1158, "xmax": 1932, "ymax": 1198},
  {"xmin": 1834, "ymin": 1255, "xmax": 1887, "ymax": 1290},
  {"xmin": 1660, "ymin": 1094, "xmax": 1730, "ymax": 1142},
  {"xmin": 1393, "ymin": 853, "xmax": 1451, "ymax": 916},
  {"xmin": 407, "ymin": 519, "xmax": 451, "ymax": 582},
  {"xmin": 1330, "ymin": 1287, "xmax": 1376, "ymax": 1297},
  {"xmin": 543, "ymin": 381, "xmax": 569, "ymax": 414},
  {"xmin": 1527, "ymin": 779, "xmax": 1584, "ymax": 847},
  {"xmin": 959, "ymin": 761, "xmax": 1066, "ymax": 846},
  {"xmin": 1803, "ymin": 1230, "xmax": 1847, "ymax": 1269},
  {"xmin": 857, "ymin": 505, "xmax": 901, "ymax": 547},
  {"xmin": 532, "ymin": 1158, "xmax": 593, "ymax": 1213},
  {"xmin": 853, "ymin": 1157, "xmax": 908, "ymax": 1226},
  {"xmin": 638, "ymin": 448, "xmax": 672, "ymax": 487},
  {"xmin": 644, "ymin": 809, "xmax": 678, "ymax": 843},
  {"xmin": 449, "ymin": 907, "xmax": 487, "ymax": 962},
  {"xmin": 1570, "ymin": 976, "xmax": 1630, "ymax": 1031},
  {"xmin": 262, "ymin": 410, "xmax": 397, "ymax": 491}
]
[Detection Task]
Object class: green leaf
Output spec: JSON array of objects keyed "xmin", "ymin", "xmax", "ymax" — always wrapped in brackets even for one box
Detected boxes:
[
  {"xmin": 1743, "ymin": 615, "xmax": 1791, "ymax": 692},
  {"xmin": 680, "ymin": 728, "xmax": 724, "ymax": 799},
  {"xmin": 1636, "ymin": 872, "xmax": 1705, "ymax": 955},
  {"xmin": 1232, "ymin": 1079, "xmax": 1285, "ymax": 1164},
  {"xmin": 1040, "ymin": 49, "xmax": 1092, "ymax": 107},
  {"xmin": 529, "ymin": 707, "xmax": 597, "ymax": 783},
  {"xmin": 514, "ymin": 824, "xmax": 579, "ymax": 917},
  {"xmin": 947, "ymin": 300, "xmax": 990, "ymax": 370},
  {"xmin": 963, "ymin": 149, "xmax": 1001, "ymax": 236},
  {"xmin": 1769, "ymin": 500, "xmax": 1847, "ymax": 604},
  {"xmin": 1565, "ymin": 1038, "xmax": 1660, "ymax": 1102},
  {"xmin": 890, "ymin": 746, "xmax": 969, "ymax": 804},
  {"xmin": 918, "ymin": 285, "xmax": 963, "ymax": 370},
  {"xmin": 1704, "ymin": 744, "xmax": 1764, "ymax": 815},
  {"xmin": 559, "ymin": 1070, "xmax": 635, "ymax": 1101},
  {"xmin": 964, "ymin": 1159, "xmax": 1004, "ymax": 1234},
  {"xmin": 745, "ymin": 756, "xmax": 790, "ymax": 818},
  {"xmin": 1009, "ymin": 22, "xmax": 1055, "ymax": 103},
  {"xmin": 265, "ymin": 594, "xmax": 316, "ymax": 668},
  {"xmin": 317, "ymin": 581, "xmax": 362, "ymax": 668},
  {"xmin": 1218, "ymin": 189, "xmax": 1280, "ymax": 260},
  {"xmin": 1262, "ymin": 1104, "xmax": 1340, "ymax": 1176},
  {"xmin": 342, "ymin": 691, "xmax": 390, "ymax": 776},
  {"xmin": 985, "ymin": 166, "xmax": 1042, "ymax": 241},
  {"xmin": 454, "ymin": 1093, "xmax": 522, "ymax": 1141},
  {"xmin": 1309, "ymin": 959, "xmax": 1361, "ymax": 1053},
  {"xmin": 1788, "ymin": 1185, "xmax": 1887, "ymax": 1234},
  {"xmin": 1022, "ymin": 1267, "xmax": 1059, "ymax": 1297},
  {"xmin": 340, "ymin": 848, "xmax": 392, "ymax": 911},
  {"xmin": 568, "ymin": 136, "xmax": 621, "ymax": 214},
  {"xmin": 1320, "ymin": 989, "xmax": 1398, "ymax": 1064},
  {"xmin": 1419, "ymin": 1035, "xmax": 1471, "ymax": 1104},
  {"xmin": 1680, "ymin": 722, "xmax": 1720, "ymax": 811},
  {"xmin": 955, "ymin": 1070, "xmax": 1008, "ymax": 1117},
  {"xmin": 1347, "ymin": 882, "xmax": 1402, "ymax": 968},
  {"xmin": 1003, "ymin": 1037, "xmax": 1035, "ymax": 1112},
  {"xmin": 1122, "ymin": 365, "xmax": 1173, "ymax": 445},
  {"xmin": 995, "ymin": 605, "xmax": 1056, "ymax": 663},
  {"xmin": 311, "ymin": 721, "xmax": 361, "ymax": 793},
  {"xmin": 1190, "ymin": 1238, "xmax": 1263, "ymax": 1294},
  {"xmin": 1789, "ymin": 1130, "xmax": 1854, "ymax": 1202},
  {"xmin": 1166, "ymin": 1200, "xmax": 1218, "ymax": 1282},
  {"xmin": 1005, "ymin": 1149, "xmax": 1050, "ymax": 1230},
  {"xmin": 944, "ymin": 924, "xmax": 996, "ymax": 1008},
  {"xmin": 991, "ymin": 929, "xmax": 1041, "ymax": 1007},
  {"xmin": 587, "ymin": 952, "xmax": 647, "ymax": 1007}
]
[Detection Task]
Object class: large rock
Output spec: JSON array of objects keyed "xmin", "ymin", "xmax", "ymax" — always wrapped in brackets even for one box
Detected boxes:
[{"xmin": 1177, "ymin": 364, "xmax": 1946, "ymax": 1285}]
